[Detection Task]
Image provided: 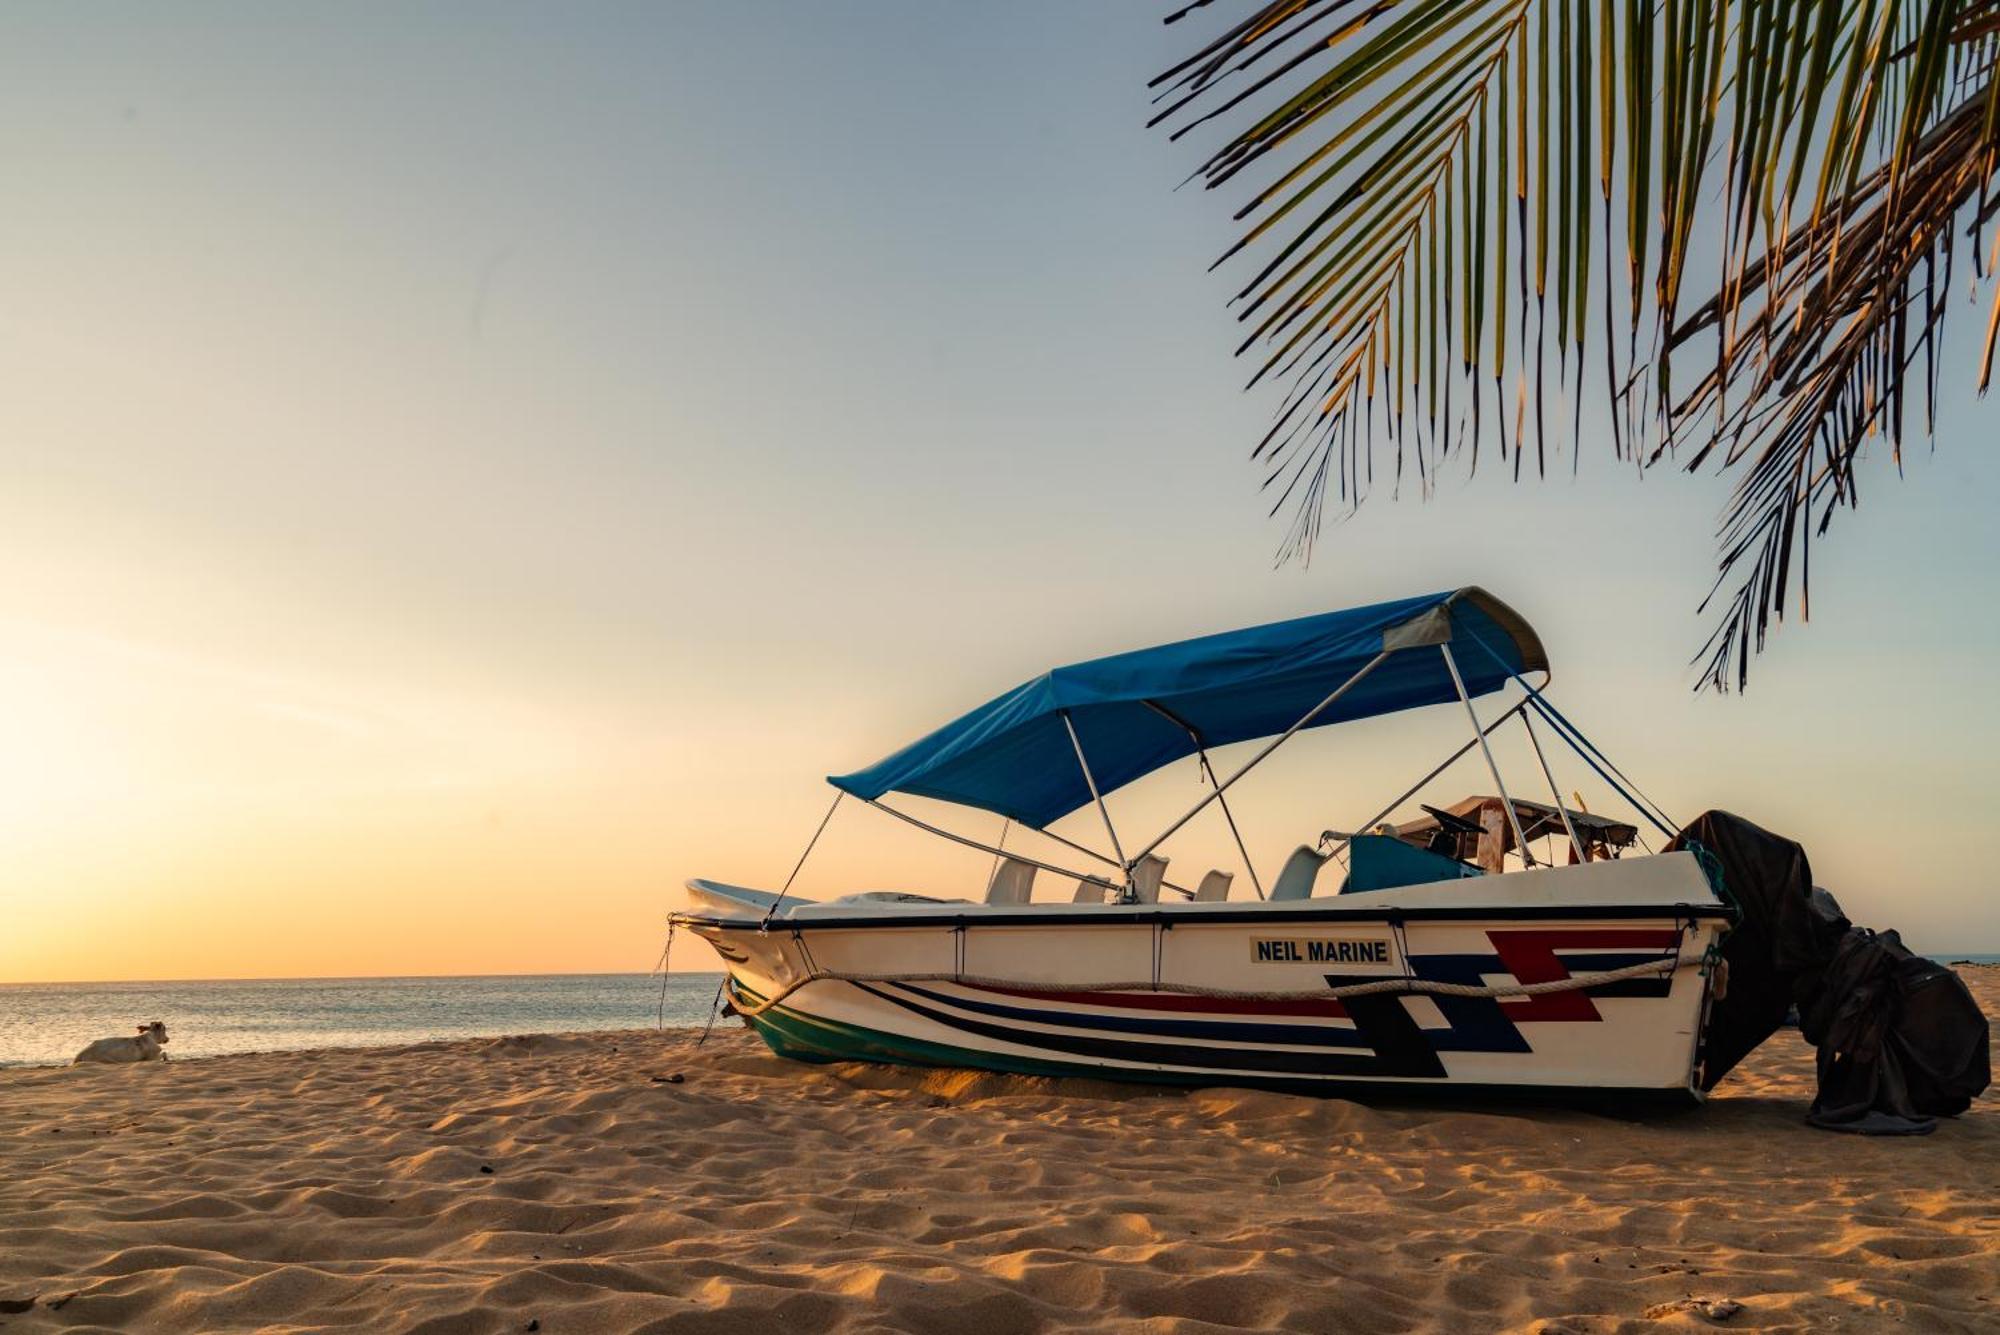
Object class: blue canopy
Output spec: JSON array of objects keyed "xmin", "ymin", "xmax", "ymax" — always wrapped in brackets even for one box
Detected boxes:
[{"xmin": 829, "ymin": 588, "xmax": 1546, "ymax": 830}]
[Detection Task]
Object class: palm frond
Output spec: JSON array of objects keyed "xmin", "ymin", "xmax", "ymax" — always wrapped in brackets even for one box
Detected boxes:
[{"xmin": 1157, "ymin": 0, "xmax": 2000, "ymax": 687}]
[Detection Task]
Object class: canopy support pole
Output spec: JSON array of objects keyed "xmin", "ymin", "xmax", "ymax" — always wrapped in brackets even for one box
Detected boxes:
[
  {"xmin": 1520, "ymin": 691, "xmax": 1681, "ymax": 841},
  {"xmin": 1200, "ymin": 753, "xmax": 1266, "ymax": 900},
  {"xmin": 1329, "ymin": 695, "xmax": 1535, "ymax": 855},
  {"xmin": 1062, "ymin": 710, "xmax": 1131, "ymax": 891},
  {"xmin": 986, "ymin": 817, "xmax": 1011, "ymax": 889},
  {"xmin": 1128, "ymin": 649, "xmax": 1392, "ymax": 867},
  {"xmin": 860, "ymin": 796, "xmax": 1195, "ymax": 899},
  {"xmin": 1030, "ymin": 822, "xmax": 1122, "ymax": 873},
  {"xmin": 1141, "ymin": 700, "xmax": 1266, "ymax": 900},
  {"xmin": 761, "ymin": 791, "xmax": 845, "ymax": 925},
  {"xmin": 1439, "ymin": 644, "xmax": 1535, "ymax": 867},
  {"xmin": 1518, "ymin": 710, "xmax": 1585, "ymax": 860},
  {"xmin": 862, "ymin": 797, "xmax": 1113, "ymax": 891}
]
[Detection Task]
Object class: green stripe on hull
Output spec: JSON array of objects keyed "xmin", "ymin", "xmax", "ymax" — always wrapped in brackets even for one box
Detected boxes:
[{"xmin": 746, "ymin": 994, "xmax": 1145, "ymax": 1083}]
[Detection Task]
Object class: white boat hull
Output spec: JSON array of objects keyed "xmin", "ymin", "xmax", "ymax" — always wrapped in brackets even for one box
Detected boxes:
[{"xmin": 675, "ymin": 852, "xmax": 1732, "ymax": 1104}]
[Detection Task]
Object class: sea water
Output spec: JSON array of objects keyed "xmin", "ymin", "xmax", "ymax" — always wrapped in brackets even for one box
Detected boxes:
[{"xmin": 0, "ymin": 972, "xmax": 728, "ymax": 1068}]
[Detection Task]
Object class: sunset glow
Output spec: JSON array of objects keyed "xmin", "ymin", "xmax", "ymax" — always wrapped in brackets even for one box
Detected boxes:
[{"xmin": 3, "ymin": 3, "xmax": 1996, "ymax": 983}]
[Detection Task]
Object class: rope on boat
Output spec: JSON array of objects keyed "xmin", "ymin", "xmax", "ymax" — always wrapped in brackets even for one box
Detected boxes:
[
  {"xmin": 761, "ymin": 791, "xmax": 845, "ymax": 925},
  {"xmin": 721, "ymin": 952, "xmax": 1706, "ymax": 1020},
  {"xmin": 654, "ymin": 919, "xmax": 676, "ymax": 1030}
]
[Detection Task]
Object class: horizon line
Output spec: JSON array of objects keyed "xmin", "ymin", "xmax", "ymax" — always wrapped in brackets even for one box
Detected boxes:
[{"xmin": 0, "ymin": 967, "xmax": 730, "ymax": 988}]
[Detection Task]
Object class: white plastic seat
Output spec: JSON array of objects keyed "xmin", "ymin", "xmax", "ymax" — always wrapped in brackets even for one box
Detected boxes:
[
  {"xmin": 984, "ymin": 856, "xmax": 1037, "ymax": 905},
  {"xmin": 1270, "ymin": 845, "xmax": 1329, "ymax": 901},
  {"xmin": 1193, "ymin": 869, "xmax": 1233, "ymax": 902},
  {"xmin": 1072, "ymin": 877, "xmax": 1110, "ymax": 903},
  {"xmin": 1128, "ymin": 854, "xmax": 1168, "ymax": 905}
]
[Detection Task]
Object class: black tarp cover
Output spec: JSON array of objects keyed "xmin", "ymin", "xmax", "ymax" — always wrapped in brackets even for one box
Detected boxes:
[
  {"xmin": 1799, "ymin": 929, "xmax": 1991, "ymax": 1134},
  {"xmin": 1668, "ymin": 811, "xmax": 1989, "ymax": 1133}
]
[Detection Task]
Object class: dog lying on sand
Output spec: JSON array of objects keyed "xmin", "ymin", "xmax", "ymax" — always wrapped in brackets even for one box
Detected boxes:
[{"xmin": 74, "ymin": 1021, "xmax": 169, "ymax": 1064}]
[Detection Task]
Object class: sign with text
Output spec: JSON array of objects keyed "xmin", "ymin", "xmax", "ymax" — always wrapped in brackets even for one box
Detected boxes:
[{"xmin": 1250, "ymin": 937, "xmax": 1394, "ymax": 966}]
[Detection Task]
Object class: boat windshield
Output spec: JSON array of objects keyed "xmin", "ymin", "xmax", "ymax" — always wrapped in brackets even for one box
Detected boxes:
[{"xmin": 1332, "ymin": 795, "xmax": 1636, "ymax": 894}]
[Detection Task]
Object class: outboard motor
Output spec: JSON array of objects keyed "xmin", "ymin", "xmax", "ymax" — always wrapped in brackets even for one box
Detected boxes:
[{"xmin": 1668, "ymin": 811, "xmax": 1990, "ymax": 1134}]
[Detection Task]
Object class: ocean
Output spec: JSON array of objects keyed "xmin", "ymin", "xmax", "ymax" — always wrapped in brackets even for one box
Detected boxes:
[{"xmin": 0, "ymin": 972, "xmax": 729, "ymax": 1068}]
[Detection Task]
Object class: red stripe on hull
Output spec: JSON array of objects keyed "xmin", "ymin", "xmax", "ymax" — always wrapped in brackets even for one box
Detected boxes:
[
  {"xmin": 969, "ymin": 982, "xmax": 1350, "ymax": 1019},
  {"xmin": 1489, "ymin": 929, "xmax": 1680, "ymax": 1021}
]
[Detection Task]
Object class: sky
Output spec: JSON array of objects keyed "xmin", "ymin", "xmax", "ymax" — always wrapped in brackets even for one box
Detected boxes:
[{"xmin": 2, "ymin": 2, "xmax": 1996, "ymax": 983}]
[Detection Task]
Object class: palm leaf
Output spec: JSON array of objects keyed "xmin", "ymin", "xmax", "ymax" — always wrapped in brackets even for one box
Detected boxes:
[{"xmin": 1156, "ymin": 0, "xmax": 2000, "ymax": 688}]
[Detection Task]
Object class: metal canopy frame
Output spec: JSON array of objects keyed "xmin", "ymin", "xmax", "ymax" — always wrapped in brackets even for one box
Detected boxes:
[
  {"xmin": 1105, "ymin": 638, "xmax": 1575, "ymax": 880},
  {"xmin": 1141, "ymin": 699, "xmax": 1267, "ymax": 900},
  {"xmin": 809, "ymin": 613, "xmax": 1659, "ymax": 905},
  {"xmin": 867, "ymin": 640, "xmax": 1545, "ymax": 896},
  {"xmin": 858, "ymin": 798, "xmax": 1206, "ymax": 902},
  {"xmin": 1325, "ymin": 693, "xmax": 1536, "ymax": 860},
  {"xmin": 1440, "ymin": 642, "xmax": 1536, "ymax": 866},
  {"xmin": 1519, "ymin": 710, "xmax": 1585, "ymax": 858},
  {"xmin": 862, "ymin": 795, "xmax": 1119, "ymax": 893},
  {"xmin": 1124, "ymin": 648, "xmax": 1393, "ymax": 868},
  {"xmin": 1061, "ymin": 708, "xmax": 1130, "ymax": 886}
]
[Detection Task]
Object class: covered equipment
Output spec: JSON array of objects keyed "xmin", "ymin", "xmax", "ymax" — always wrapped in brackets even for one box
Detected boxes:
[{"xmin": 1668, "ymin": 811, "xmax": 1990, "ymax": 1134}]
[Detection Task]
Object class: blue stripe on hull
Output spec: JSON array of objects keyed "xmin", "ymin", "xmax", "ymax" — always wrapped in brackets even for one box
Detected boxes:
[
  {"xmin": 856, "ymin": 981, "xmax": 1449, "ymax": 1078},
  {"xmin": 737, "ymin": 986, "xmax": 1701, "ymax": 1107},
  {"xmin": 889, "ymin": 982, "xmax": 1377, "ymax": 1048}
]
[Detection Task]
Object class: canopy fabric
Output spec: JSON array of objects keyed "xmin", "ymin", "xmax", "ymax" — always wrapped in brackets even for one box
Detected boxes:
[{"xmin": 829, "ymin": 588, "xmax": 1546, "ymax": 830}]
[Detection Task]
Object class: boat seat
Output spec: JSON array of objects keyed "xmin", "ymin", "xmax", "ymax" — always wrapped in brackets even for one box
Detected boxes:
[
  {"xmin": 1128, "ymin": 854, "xmax": 1168, "ymax": 904},
  {"xmin": 1193, "ymin": 869, "xmax": 1233, "ymax": 902},
  {"xmin": 1340, "ymin": 834, "xmax": 1482, "ymax": 894},
  {"xmin": 1270, "ymin": 845, "xmax": 1330, "ymax": 900},
  {"xmin": 984, "ymin": 855, "xmax": 1037, "ymax": 905},
  {"xmin": 1072, "ymin": 877, "xmax": 1110, "ymax": 904}
]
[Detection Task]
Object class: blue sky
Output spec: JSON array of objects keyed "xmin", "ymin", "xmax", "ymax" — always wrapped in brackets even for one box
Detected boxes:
[{"xmin": 1, "ymin": 3, "xmax": 1995, "ymax": 979}]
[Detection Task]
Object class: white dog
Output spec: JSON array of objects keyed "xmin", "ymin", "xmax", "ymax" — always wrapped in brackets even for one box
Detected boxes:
[{"xmin": 73, "ymin": 1021, "xmax": 169, "ymax": 1064}]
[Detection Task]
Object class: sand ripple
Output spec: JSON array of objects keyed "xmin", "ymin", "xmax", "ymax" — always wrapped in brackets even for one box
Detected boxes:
[{"xmin": 1, "ymin": 971, "xmax": 1993, "ymax": 1332}]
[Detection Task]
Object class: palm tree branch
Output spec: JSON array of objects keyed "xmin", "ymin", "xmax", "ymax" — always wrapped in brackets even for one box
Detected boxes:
[{"xmin": 1157, "ymin": 0, "xmax": 2000, "ymax": 688}]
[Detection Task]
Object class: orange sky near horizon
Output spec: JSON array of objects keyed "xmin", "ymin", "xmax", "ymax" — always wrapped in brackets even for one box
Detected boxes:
[{"xmin": 4, "ymin": 5, "xmax": 1997, "ymax": 984}]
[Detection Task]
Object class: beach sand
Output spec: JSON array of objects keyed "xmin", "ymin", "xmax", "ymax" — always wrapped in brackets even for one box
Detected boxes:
[{"xmin": 2, "ymin": 971, "xmax": 1992, "ymax": 1334}]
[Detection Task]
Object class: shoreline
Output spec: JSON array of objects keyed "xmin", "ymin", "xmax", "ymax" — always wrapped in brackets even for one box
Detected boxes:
[
  {"xmin": 0, "ymin": 969, "xmax": 701, "ymax": 990},
  {"xmin": 0, "ymin": 972, "xmax": 726, "ymax": 1069},
  {"xmin": 0, "ymin": 1024, "xmax": 707, "ymax": 1073},
  {"xmin": 2, "ymin": 969, "xmax": 1993, "ymax": 1333}
]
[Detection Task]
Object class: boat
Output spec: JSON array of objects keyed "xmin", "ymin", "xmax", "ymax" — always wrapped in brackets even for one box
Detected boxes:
[{"xmin": 671, "ymin": 588, "xmax": 1737, "ymax": 1104}]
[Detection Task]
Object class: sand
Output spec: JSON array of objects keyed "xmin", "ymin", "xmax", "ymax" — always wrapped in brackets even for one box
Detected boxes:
[{"xmin": 1, "ymin": 972, "xmax": 1993, "ymax": 1334}]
